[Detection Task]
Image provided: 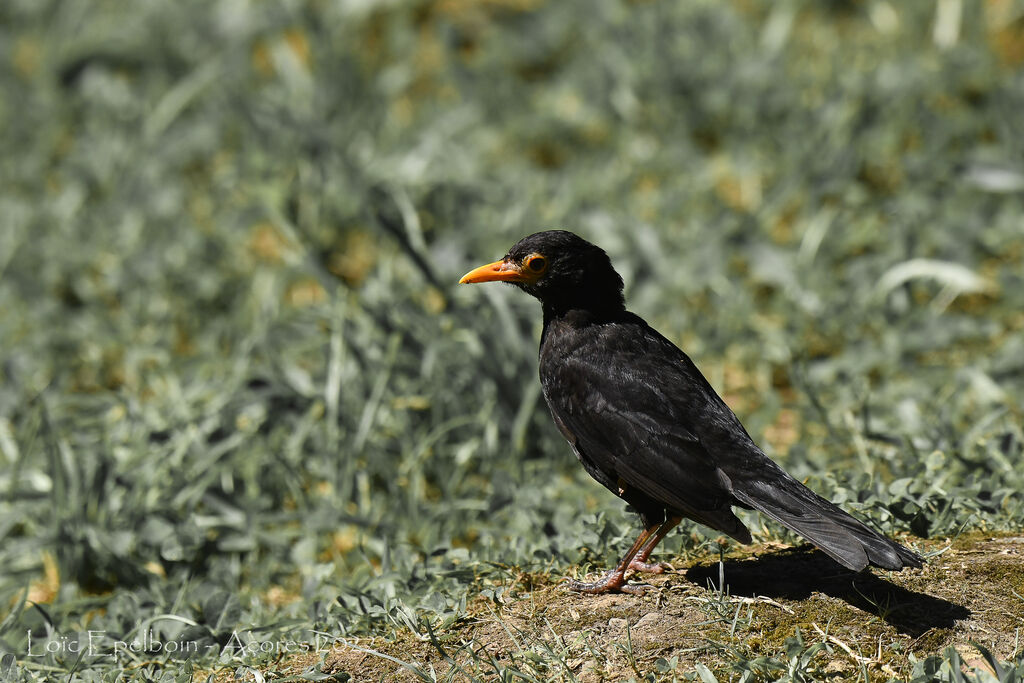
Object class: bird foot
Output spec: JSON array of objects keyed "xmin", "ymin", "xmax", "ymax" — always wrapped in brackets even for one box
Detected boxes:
[
  {"xmin": 627, "ymin": 559, "xmax": 673, "ymax": 574},
  {"xmin": 564, "ymin": 571, "xmax": 648, "ymax": 595}
]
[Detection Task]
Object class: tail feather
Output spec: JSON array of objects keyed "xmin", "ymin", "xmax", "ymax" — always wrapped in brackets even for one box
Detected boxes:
[{"xmin": 731, "ymin": 471, "xmax": 923, "ymax": 572}]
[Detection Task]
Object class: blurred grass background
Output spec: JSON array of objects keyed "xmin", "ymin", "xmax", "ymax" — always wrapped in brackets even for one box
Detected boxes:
[{"xmin": 1, "ymin": 0, "xmax": 1023, "ymax": 678}]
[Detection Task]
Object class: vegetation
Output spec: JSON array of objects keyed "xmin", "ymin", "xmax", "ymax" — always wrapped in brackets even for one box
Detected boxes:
[{"xmin": 1, "ymin": 0, "xmax": 1022, "ymax": 680}]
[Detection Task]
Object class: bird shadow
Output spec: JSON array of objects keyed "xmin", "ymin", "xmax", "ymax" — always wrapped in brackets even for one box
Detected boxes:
[{"xmin": 683, "ymin": 547, "xmax": 970, "ymax": 638}]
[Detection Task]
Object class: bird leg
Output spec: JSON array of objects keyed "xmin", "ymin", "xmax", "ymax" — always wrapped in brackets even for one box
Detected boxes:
[
  {"xmin": 566, "ymin": 522, "xmax": 661, "ymax": 595},
  {"xmin": 627, "ymin": 516, "xmax": 682, "ymax": 574}
]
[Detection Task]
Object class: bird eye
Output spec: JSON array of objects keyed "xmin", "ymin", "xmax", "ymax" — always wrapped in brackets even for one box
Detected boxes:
[{"xmin": 526, "ymin": 255, "xmax": 546, "ymax": 273}]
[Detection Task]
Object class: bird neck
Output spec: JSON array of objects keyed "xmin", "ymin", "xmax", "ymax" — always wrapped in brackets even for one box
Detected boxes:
[{"xmin": 541, "ymin": 295, "xmax": 626, "ymax": 327}]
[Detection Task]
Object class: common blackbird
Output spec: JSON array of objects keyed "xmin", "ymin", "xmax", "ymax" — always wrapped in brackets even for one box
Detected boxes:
[{"xmin": 460, "ymin": 230, "xmax": 922, "ymax": 594}]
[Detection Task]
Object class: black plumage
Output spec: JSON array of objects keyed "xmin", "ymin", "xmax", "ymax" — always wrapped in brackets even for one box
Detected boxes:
[{"xmin": 460, "ymin": 230, "xmax": 922, "ymax": 594}]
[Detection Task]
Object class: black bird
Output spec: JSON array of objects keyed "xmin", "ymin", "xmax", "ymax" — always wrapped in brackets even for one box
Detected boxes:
[{"xmin": 460, "ymin": 230, "xmax": 922, "ymax": 594}]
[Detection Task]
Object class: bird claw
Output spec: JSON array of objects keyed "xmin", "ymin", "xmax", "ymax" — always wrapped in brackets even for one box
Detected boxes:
[
  {"xmin": 627, "ymin": 559, "xmax": 673, "ymax": 574},
  {"xmin": 563, "ymin": 572, "xmax": 649, "ymax": 595}
]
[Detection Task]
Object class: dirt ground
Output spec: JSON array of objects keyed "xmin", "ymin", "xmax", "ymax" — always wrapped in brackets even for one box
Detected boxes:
[{"xmin": 249, "ymin": 533, "xmax": 1024, "ymax": 681}]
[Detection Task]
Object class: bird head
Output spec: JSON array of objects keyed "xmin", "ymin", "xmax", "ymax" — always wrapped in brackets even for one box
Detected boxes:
[{"xmin": 459, "ymin": 230, "xmax": 624, "ymax": 313}]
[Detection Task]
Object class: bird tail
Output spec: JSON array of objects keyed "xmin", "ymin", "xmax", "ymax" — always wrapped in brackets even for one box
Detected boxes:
[{"xmin": 731, "ymin": 467, "xmax": 923, "ymax": 572}]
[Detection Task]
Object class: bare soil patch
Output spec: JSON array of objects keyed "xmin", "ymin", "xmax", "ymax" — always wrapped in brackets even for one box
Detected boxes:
[{"xmin": 237, "ymin": 533, "xmax": 1024, "ymax": 681}]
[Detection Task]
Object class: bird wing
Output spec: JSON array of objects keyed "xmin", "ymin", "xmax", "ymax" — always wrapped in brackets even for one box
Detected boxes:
[{"xmin": 540, "ymin": 316, "xmax": 751, "ymax": 536}]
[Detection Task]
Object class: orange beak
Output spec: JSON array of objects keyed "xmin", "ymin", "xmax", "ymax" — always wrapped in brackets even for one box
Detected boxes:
[{"xmin": 459, "ymin": 259, "xmax": 531, "ymax": 284}]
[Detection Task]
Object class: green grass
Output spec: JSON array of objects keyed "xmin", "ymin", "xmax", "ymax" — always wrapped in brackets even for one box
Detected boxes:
[{"xmin": 1, "ymin": 0, "xmax": 1023, "ymax": 680}]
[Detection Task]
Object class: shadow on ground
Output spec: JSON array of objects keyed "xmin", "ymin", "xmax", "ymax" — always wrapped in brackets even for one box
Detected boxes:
[{"xmin": 685, "ymin": 547, "xmax": 971, "ymax": 637}]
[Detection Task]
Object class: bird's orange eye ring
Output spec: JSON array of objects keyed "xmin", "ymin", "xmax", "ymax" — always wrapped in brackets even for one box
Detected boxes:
[{"xmin": 524, "ymin": 254, "xmax": 547, "ymax": 273}]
